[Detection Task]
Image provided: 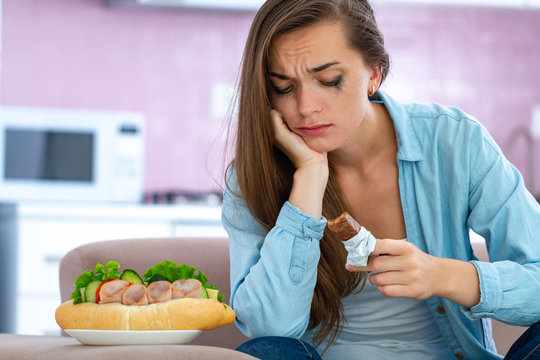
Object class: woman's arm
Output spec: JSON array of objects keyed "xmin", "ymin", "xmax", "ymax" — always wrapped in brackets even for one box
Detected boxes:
[
  {"xmin": 464, "ymin": 132, "xmax": 540, "ymax": 325},
  {"xmin": 222, "ymin": 111, "xmax": 331, "ymax": 338},
  {"xmin": 271, "ymin": 110, "xmax": 329, "ymax": 219},
  {"xmin": 222, "ymin": 177, "xmax": 326, "ymax": 338}
]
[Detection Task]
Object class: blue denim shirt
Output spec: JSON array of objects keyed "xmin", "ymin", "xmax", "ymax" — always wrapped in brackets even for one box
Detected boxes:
[{"xmin": 222, "ymin": 91, "xmax": 540, "ymax": 359}]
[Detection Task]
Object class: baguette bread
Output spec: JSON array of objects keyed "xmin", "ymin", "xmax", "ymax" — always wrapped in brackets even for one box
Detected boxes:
[{"xmin": 55, "ymin": 298, "xmax": 235, "ymax": 331}]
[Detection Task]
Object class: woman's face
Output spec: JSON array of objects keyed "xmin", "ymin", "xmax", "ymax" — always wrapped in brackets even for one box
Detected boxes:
[{"xmin": 268, "ymin": 21, "xmax": 380, "ymax": 154}]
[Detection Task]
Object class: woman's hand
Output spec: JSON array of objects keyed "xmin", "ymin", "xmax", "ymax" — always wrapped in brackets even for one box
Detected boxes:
[
  {"xmin": 270, "ymin": 110, "xmax": 329, "ymax": 219},
  {"xmin": 346, "ymin": 239, "xmax": 481, "ymax": 308},
  {"xmin": 271, "ymin": 110, "xmax": 327, "ymax": 170}
]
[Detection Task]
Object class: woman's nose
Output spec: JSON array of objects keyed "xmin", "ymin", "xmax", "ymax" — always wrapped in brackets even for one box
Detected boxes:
[{"xmin": 297, "ymin": 86, "xmax": 321, "ymax": 117}]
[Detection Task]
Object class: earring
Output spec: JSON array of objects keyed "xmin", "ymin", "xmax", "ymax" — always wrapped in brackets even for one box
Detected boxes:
[{"xmin": 369, "ymin": 85, "xmax": 376, "ymax": 97}]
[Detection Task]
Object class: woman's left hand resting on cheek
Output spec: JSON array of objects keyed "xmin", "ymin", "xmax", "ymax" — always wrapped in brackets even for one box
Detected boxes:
[{"xmin": 346, "ymin": 238, "xmax": 481, "ymax": 308}]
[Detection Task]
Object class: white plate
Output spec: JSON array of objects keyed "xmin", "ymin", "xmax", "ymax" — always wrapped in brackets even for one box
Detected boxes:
[{"xmin": 65, "ymin": 329, "xmax": 202, "ymax": 345}]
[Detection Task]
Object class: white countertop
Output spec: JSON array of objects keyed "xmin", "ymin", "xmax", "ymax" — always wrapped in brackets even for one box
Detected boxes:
[{"xmin": 16, "ymin": 201, "xmax": 222, "ymax": 223}]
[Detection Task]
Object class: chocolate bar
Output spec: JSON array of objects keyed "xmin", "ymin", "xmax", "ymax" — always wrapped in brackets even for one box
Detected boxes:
[
  {"xmin": 327, "ymin": 212, "xmax": 377, "ymax": 267},
  {"xmin": 327, "ymin": 212, "xmax": 362, "ymax": 241}
]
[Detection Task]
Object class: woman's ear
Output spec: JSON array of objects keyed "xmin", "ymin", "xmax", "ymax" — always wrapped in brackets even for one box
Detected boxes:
[{"xmin": 368, "ymin": 62, "xmax": 383, "ymax": 91}]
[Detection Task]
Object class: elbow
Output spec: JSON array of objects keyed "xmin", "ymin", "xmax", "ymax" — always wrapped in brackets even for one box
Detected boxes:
[
  {"xmin": 233, "ymin": 303, "xmax": 308, "ymax": 339},
  {"xmin": 236, "ymin": 319, "xmax": 307, "ymax": 339},
  {"xmin": 230, "ymin": 282, "xmax": 311, "ymax": 339}
]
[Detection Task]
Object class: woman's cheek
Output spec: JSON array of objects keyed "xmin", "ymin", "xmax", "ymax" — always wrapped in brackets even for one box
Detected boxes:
[
  {"xmin": 271, "ymin": 94, "xmax": 297, "ymax": 117},
  {"xmin": 274, "ymin": 112, "xmax": 295, "ymax": 130}
]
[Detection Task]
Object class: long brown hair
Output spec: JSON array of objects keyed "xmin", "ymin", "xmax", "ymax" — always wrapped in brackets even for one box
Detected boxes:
[{"xmin": 227, "ymin": 0, "xmax": 390, "ymax": 350}]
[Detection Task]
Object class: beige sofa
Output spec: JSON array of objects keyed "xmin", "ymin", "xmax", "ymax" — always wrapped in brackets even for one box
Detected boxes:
[{"xmin": 0, "ymin": 237, "xmax": 528, "ymax": 359}]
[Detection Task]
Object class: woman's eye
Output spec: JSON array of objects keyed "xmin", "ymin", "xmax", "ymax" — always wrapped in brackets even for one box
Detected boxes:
[
  {"xmin": 272, "ymin": 84, "xmax": 293, "ymax": 95},
  {"xmin": 322, "ymin": 76, "xmax": 342, "ymax": 88}
]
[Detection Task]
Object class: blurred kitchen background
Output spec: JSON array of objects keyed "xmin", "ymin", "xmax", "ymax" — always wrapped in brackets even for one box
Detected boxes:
[{"xmin": 0, "ymin": 0, "xmax": 539, "ymax": 336}]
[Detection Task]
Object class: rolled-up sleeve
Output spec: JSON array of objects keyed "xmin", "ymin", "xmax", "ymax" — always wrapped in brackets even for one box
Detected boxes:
[
  {"xmin": 463, "ymin": 132, "xmax": 540, "ymax": 326},
  {"xmin": 222, "ymin": 172, "xmax": 326, "ymax": 338}
]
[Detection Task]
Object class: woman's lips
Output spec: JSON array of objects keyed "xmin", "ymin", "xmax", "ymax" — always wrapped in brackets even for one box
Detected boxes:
[{"xmin": 297, "ymin": 124, "xmax": 331, "ymax": 136}]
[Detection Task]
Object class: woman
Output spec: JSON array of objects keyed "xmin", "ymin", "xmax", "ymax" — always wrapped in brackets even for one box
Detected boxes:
[{"xmin": 221, "ymin": 0, "xmax": 540, "ymax": 359}]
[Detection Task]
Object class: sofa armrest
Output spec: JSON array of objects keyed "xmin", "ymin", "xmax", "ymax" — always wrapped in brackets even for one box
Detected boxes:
[{"xmin": 0, "ymin": 334, "xmax": 257, "ymax": 360}]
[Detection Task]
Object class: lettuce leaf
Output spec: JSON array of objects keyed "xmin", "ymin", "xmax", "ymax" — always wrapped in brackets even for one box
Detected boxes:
[
  {"xmin": 143, "ymin": 260, "xmax": 225, "ymax": 302},
  {"xmin": 70, "ymin": 261, "xmax": 123, "ymax": 304},
  {"xmin": 94, "ymin": 261, "xmax": 122, "ymax": 281}
]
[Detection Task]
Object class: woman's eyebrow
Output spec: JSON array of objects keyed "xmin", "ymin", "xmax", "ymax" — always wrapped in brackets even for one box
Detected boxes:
[
  {"xmin": 308, "ymin": 61, "xmax": 340, "ymax": 73},
  {"xmin": 268, "ymin": 61, "xmax": 340, "ymax": 80}
]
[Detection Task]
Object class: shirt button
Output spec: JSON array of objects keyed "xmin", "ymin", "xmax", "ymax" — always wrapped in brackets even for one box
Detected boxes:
[
  {"xmin": 455, "ymin": 353, "xmax": 465, "ymax": 359},
  {"xmin": 436, "ymin": 306, "xmax": 446, "ymax": 314}
]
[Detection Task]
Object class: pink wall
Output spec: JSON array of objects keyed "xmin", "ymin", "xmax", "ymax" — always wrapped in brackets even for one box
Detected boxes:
[
  {"xmin": 374, "ymin": 3, "xmax": 540, "ymax": 197},
  {"xmin": 1, "ymin": 0, "xmax": 252, "ymax": 194},
  {"xmin": 2, "ymin": 0, "xmax": 540, "ymax": 196}
]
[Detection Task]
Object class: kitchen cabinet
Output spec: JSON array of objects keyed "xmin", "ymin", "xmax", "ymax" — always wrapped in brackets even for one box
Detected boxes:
[{"xmin": 15, "ymin": 202, "xmax": 226, "ymax": 336}]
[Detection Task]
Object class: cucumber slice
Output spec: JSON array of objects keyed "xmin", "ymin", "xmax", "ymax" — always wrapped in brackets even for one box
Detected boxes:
[
  {"xmin": 207, "ymin": 288, "xmax": 219, "ymax": 300},
  {"xmin": 85, "ymin": 280, "xmax": 102, "ymax": 303},
  {"xmin": 79, "ymin": 287, "xmax": 86, "ymax": 303},
  {"xmin": 200, "ymin": 287, "xmax": 208, "ymax": 299},
  {"xmin": 121, "ymin": 269, "xmax": 143, "ymax": 284},
  {"xmin": 146, "ymin": 274, "xmax": 169, "ymax": 284}
]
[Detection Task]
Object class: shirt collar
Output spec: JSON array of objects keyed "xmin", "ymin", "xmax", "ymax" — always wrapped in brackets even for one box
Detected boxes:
[{"xmin": 376, "ymin": 91, "xmax": 424, "ymax": 162}]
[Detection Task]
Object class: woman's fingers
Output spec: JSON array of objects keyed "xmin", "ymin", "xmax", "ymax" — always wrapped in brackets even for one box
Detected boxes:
[
  {"xmin": 371, "ymin": 238, "xmax": 409, "ymax": 256},
  {"xmin": 270, "ymin": 110, "xmax": 326, "ymax": 169},
  {"xmin": 345, "ymin": 239, "xmax": 439, "ymax": 300},
  {"xmin": 270, "ymin": 109, "xmax": 292, "ymax": 152}
]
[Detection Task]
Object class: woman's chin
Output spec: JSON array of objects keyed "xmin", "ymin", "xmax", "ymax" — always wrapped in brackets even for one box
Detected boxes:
[{"xmin": 304, "ymin": 139, "xmax": 340, "ymax": 154}]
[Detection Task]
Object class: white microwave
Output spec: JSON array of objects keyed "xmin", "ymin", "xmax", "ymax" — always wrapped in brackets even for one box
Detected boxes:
[{"xmin": 0, "ymin": 106, "xmax": 145, "ymax": 203}]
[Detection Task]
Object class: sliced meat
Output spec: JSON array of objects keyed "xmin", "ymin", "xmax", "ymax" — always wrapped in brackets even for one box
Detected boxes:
[
  {"xmin": 147, "ymin": 280, "xmax": 172, "ymax": 303},
  {"xmin": 122, "ymin": 283, "xmax": 149, "ymax": 306},
  {"xmin": 172, "ymin": 279, "xmax": 202, "ymax": 299},
  {"xmin": 98, "ymin": 279, "xmax": 130, "ymax": 304}
]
